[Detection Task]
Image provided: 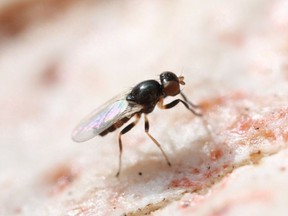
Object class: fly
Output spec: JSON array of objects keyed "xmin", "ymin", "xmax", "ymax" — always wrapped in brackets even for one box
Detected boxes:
[{"xmin": 72, "ymin": 71, "xmax": 202, "ymax": 176}]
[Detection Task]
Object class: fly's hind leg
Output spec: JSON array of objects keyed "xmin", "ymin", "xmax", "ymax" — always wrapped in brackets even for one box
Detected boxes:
[
  {"xmin": 116, "ymin": 114, "xmax": 141, "ymax": 177},
  {"xmin": 144, "ymin": 114, "xmax": 171, "ymax": 166}
]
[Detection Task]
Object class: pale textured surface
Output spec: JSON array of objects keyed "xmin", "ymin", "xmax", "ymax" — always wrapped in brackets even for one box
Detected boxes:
[{"xmin": 1, "ymin": 0, "xmax": 288, "ymax": 215}]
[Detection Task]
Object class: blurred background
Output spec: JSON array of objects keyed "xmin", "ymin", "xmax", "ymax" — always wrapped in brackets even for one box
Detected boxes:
[{"xmin": 1, "ymin": 0, "xmax": 288, "ymax": 215}]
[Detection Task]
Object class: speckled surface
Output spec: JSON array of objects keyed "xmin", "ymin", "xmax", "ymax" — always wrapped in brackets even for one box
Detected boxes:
[{"xmin": 1, "ymin": 0, "xmax": 288, "ymax": 215}]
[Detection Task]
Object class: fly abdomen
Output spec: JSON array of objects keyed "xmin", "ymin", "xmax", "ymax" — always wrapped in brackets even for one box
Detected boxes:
[{"xmin": 99, "ymin": 116, "xmax": 132, "ymax": 136}]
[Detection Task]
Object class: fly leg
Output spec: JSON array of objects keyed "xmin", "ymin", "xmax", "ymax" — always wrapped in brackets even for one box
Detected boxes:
[
  {"xmin": 116, "ymin": 114, "xmax": 141, "ymax": 177},
  {"xmin": 144, "ymin": 114, "xmax": 171, "ymax": 166},
  {"xmin": 180, "ymin": 92, "xmax": 201, "ymax": 109},
  {"xmin": 158, "ymin": 97, "xmax": 202, "ymax": 116}
]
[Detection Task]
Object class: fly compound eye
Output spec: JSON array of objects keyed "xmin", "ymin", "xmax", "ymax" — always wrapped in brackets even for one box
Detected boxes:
[
  {"xmin": 160, "ymin": 72, "xmax": 180, "ymax": 96},
  {"xmin": 163, "ymin": 80, "xmax": 180, "ymax": 96}
]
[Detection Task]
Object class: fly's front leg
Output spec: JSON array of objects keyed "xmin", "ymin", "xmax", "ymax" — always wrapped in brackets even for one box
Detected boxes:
[
  {"xmin": 180, "ymin": 92, "xmax": 201, "ymax": 109},
  {"xmin": 144, "ymin": 115, "xmax": 171, "ymax": 166},
  {"xmin": 158, "ymin": 97, "xmax": 202, "ymax": 116},
  {"xmin": 116, "ymin": 114, "xmax": 141, "ymax": 177}
]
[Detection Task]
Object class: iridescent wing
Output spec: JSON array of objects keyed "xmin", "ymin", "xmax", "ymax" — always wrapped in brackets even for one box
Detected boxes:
[{"xmin": 72, "ymin": 93, "xmax": 142, "ymax": 142}]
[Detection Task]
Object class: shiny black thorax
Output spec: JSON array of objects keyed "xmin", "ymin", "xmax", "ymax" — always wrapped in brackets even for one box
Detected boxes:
[{"xmin": 126, "ymin": 80, "xmax": 164, "ymax": 114}]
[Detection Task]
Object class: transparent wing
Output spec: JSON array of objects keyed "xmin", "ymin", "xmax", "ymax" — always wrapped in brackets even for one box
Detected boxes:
[{"xmin": 72, "ymin": 94, "xmax": 142, "ymax": 142}]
